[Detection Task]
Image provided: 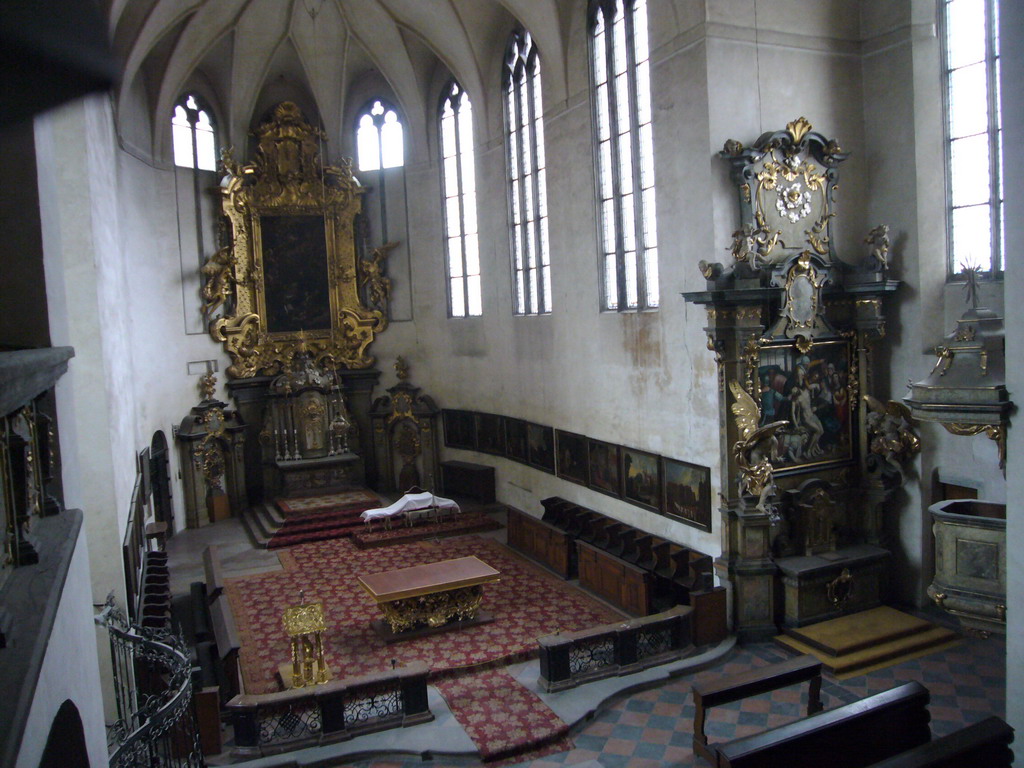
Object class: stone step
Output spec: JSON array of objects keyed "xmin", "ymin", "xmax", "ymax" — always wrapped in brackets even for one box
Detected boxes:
[{"xmin": 776, "ymin": 619, "xmax": 960, "ymax": 678}]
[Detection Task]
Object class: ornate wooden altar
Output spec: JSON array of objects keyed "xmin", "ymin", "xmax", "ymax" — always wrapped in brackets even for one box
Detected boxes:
[
  {"xmin": 204, "ymin": 102, "xmax": 396, "ymax": 501},
  {"xmin": 683, "ymin": 118, "xmax": 916, "ymax": 640},
  {"xmin": 358, "ymin": 556, "xmax": 500, "ymax": 640}
]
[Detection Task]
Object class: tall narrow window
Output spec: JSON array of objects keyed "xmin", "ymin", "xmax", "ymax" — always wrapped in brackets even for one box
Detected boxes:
[
  {"xmin": 172, "ymin": 94, "xmax": 217, "ymax": 171},
  {"xmin": 357, "ymin": 100, "xmax": 405, "ymax": 172},
  {"xmin": 440, "ymin": 81, "xmax": 482, "ymax": 317},
  {"xmin": 504, "ymin": 30, "xmax": 552, "ymax": 315},
  {"xmin": 589, "ymin": 0, "xmax": 659, "ymax": 311},
  {"xmin": 943, "ymin": 0, "xmax": 1002, "ymax": 275}
]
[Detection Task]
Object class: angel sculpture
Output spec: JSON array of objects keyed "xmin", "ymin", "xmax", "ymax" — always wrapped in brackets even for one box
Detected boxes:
[
  {"xmin": 729, "ymin": 380, "xmax": 790, "ymax": 515},
  {"xmin": 864, "ymin": 395, "xmax": 920, "ymax": 478}
]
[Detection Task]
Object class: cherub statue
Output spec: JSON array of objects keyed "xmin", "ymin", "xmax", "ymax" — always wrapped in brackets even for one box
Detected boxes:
[
  {"xmin": 729, "ymin": 380, "xmax": 791, "ymax": 515},
  {"xmin": 863, "ymin": 224, "xmax": 890, "ymax": 271},
  {"xmin": 200, "ymin": 246, "xmax": 234, "ymax": 316},
  {"xmin": 864, "ymin": 394, "xmax": 920, "ymax": 480},
  {"xmin": 361, "ymin": 242, "xmax": 397, "ymax": 309}
]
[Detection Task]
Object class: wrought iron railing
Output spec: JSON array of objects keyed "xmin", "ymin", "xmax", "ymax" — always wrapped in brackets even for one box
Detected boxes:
[
  {"xmin": 96, "ymin": 598, "xmax": 204, "ymax": 768},
  {"xmin": 537, "ymin": 605, "xmax": 694, "ymax": 692},
  {"xmin": 226, "ymin": 661, "xmax": 433, "ymax": 758}
]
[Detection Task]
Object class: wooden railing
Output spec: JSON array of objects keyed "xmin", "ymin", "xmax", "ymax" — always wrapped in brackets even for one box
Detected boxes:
[
  {"xmin": 537, "ymin": 605, "xmax": 693, "ymax": 692},
  {"xmin": 226, "ymin": 661, "xmax": 433, "ymax": 757}
]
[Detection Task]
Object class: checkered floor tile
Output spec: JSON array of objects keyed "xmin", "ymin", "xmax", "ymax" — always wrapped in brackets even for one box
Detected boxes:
[{"xmin": 342, "ymin": 613, "xmax": 1005, "ymax": 768}]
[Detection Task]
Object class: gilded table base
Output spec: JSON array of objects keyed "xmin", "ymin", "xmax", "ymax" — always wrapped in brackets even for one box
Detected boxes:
[{"xmin": 378, "ymin": 584, "xmax": 485, "ymax": 634}]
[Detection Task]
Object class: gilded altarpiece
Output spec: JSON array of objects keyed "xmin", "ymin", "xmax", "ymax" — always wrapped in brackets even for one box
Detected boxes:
[
  {"xmin": 684, "ymin": 119, "xmax": 910, "ymax": 641},
  {"xmin": 206, "ymin": 103, "xmax": 392, "ymax": 500}
]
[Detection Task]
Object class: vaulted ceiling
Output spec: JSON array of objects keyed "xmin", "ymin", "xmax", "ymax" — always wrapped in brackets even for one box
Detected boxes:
[{"xmin": 104, "ymin": 0, "xmax": 580, "ymax": 163}]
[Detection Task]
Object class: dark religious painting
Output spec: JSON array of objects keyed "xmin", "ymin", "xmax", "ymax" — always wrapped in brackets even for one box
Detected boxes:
[
  {"xmin": 443, "ymin": 409, "xmax": 477, "ymax": 450},
  {"xmin": 557, "ymin": 430, "xmax": 589, "ymax": 483},
  {"xmin": 527, "ymin": 423, "xmax": 555, "ymax": 473},
  {"xmin": 476, "ymin": 413, "xmax": 505, "ymax": 456},
  {"xmin": 661, "ymin": 458, "xmax": 712, "ymax": 531},
  {"xmin": 260, "ymin": 214, "xmax": 332, "ymax": 333},
  {"xmin": 555, "ymin": 431, "xmax": 588, "ymax": 485},
  {"xmin": 505, "ymin": 418, "xmax": 529, "ymax": 464},
  {"xmin": 756, "ymin": 339, "xmax": 853, "ymax": 472},
  {"xmin": 588, "ymin": 439, "xmax": 621, "ymax": 498},
  {"xmin": 622, "ymin": 447, "xmax": 660, "ymax": 511}
]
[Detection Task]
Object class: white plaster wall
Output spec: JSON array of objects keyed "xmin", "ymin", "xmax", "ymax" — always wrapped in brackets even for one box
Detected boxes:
[
  {"xmin": 37, "ymin": 97, "xmax": 127, "ymax": 606},
  {"xmin": 14, "ymin": 523, "xmax": 107, "ymax": 768}
]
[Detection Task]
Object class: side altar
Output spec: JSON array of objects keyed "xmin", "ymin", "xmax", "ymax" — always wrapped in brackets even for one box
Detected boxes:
[{"xmin": 684, "ymin": 118, "xmax": 918, "ymax": 640}]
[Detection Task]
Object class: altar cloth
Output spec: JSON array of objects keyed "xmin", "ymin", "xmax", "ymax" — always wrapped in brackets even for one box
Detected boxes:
[{"xmin": 359, "ymin": 491, "xmax": 461, "ymax": 522}]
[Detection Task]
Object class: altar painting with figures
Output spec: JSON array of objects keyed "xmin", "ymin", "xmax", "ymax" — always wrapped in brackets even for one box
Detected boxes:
[{"xmin": 756, "ymin": 340, "xmax": 853, "ymax": 472}]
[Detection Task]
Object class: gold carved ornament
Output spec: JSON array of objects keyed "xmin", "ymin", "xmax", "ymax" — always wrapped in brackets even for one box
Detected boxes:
[
  {"xmin": 378, "ymin": 585, "xmax": 485, "ymax": 634},
  {"xmin": 942, "ymin": 423, "xmax": 1006, "ymax": 469},
  {"xmin": 205, "ymin": 102, "xmax": 389, "ymax": 378},
  {"xmin": 728, "ymin": 380, "xmax": 790, "ymax": 515}
]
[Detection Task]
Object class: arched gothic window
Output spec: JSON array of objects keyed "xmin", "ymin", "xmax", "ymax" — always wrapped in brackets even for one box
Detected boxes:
[
  {"xmin": 356, "ymin": 100, "xmax": 405, "ymax": 172},
  {"xmin": 589, "ymin": 0, "xmax": 660, "ymax": 311},
  {"xmin": 440, "ymin": 81, "xmax": 482, "ymax": 317},
  {"xmin": 942, "ymin": 0, "xmax": 1003, "ymax": 275},
  {"xmin": 171, "ymin": 94, "xmax": 217, "ymax": 171},
  {"xmin": 504, "ymin": 29, "xmax": 552, "ymax": 316}
]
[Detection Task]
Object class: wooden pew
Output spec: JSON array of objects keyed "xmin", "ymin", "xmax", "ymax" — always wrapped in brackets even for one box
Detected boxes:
[
  {"xmin": 866, "ymin": 716, "xmax": 1013, "ymax": 767},
  {"xmin": 691, "ymin": 654, "xmax": 823, "ymax": 765},
  {"xmin": 203, "ymin": 544, "xmax": 225, "ymax": 601},
  {"xmin": 714, "ymin": 680, "xmax": 932, "ymax": 768}
]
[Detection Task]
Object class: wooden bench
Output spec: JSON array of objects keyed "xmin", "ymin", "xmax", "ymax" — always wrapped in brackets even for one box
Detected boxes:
[
  {"xmin": 866, "ymin": 716, "xmax": 1013, "ymax": 767},
  {"xmin": 203, "ymin": 544, "xmax": 225, "ymax": 601},
  {"xmin": 577, "ymin": 539, "xmax": 652, "ymax": 616},
  {"xmin": 714, "ymin": 680, "xmax": 932, "ymax": 768},
  {"xmin": 692, "ymin": 653, "xmax": 823, "ymax": 765}
]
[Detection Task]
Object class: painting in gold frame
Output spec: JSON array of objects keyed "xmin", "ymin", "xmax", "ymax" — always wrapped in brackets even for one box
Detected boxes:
[
  {"xmin": 755, "ymin": 338, "xmax": 854, "ymax": 473},
  {"xmin": 204, "ymin": 102, "xmax": 388, "ymax": 379}
]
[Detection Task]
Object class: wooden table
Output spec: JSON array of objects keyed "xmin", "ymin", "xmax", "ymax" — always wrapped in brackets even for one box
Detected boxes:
[{"xmin": 358, "ymin": 556, "xmax": 500, "ymax": 639}]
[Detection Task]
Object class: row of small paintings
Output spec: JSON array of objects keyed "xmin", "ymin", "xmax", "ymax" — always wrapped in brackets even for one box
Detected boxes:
[{"xmin": 442, "ymin": 409, "xmax": 712, "ymax": 532}]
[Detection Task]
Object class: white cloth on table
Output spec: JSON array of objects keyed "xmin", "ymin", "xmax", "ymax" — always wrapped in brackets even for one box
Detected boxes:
[{"xmin": 359, "ymin": 492, "xmax": 460, "ymax": 522}]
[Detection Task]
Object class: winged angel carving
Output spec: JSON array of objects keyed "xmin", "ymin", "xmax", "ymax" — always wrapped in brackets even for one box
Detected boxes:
[
  {"xmin": 729, "ymin": 380, "xmax": 790, "ymax": 514},
  {"xmin": 864, "ymin": 395, "xmax": 920, "ymax": 479}
]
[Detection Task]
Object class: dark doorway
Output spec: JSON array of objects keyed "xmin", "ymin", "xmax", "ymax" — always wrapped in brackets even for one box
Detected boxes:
[
  {"xmin": 39, "ymin": 699, "xmax": 89, "ymax": 768},
  {"xmin": 150, "ymin": 430, "xmax": 174, "ymax": 536}
]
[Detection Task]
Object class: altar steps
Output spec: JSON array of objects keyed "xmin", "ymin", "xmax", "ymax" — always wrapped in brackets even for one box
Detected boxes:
[
  {"xmin": 775, "ymin": 606, "xmax": 961, "ymax": 679},
  {"xmin": 238, "ymin": 502, "xmax": 281, "ymax": 549}
]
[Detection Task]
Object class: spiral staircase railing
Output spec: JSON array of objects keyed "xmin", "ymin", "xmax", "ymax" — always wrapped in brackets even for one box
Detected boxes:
[{"xmin": 96, "ymin": 597, "xmax": 205, "ymax": 768}]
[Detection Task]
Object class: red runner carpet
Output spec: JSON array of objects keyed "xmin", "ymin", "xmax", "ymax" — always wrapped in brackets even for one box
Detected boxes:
[
  {"xmin": 433, "ymin": 667, "xmax": 571, "ymax": 761},
  {"xmin": 276, "ymin": 489, "xmax": 380, "ymax": 515}
]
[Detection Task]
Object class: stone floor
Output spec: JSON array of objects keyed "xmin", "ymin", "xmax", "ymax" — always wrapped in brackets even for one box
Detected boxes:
[{"xmin": 165, "ymin": 512, "xmax": 1007, "ymax": 768}]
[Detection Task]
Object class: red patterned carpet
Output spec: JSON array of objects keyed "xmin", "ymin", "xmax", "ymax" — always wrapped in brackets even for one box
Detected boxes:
[
  {"xmin": 224, "ymin": 536, "xmax": 624, "ymax": 695},
  {"xmin": 433, "ymin": 667, "xmax": 572, "ymax": 761},
  {"xmin": 268, "ymin": 490, "xmax": 382, "ymax": 548},
  {"xmin": 276, "ymin": 489, "xmax": 380, "ymax": 515}
]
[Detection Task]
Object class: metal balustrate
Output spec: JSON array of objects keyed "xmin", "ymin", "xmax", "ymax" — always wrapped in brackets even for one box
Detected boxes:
[
  {"xmin": 96, "ymin": 598, "xmax": 205, "ymax": 768},
  {"xmin": 537, "ymin": 605, "xmax": 693, "ymax": 692},
  {"xmin": 226, "ymin": 660, "xmax": 432, "ymax": 758}
]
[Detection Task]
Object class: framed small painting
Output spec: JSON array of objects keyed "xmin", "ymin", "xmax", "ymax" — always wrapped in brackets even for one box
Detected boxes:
[
  {"xmin": 505, "ymin": 418, "xmax": 529, "ymax": 464},
  {"xmin": 476, "ymin": 413, "xmax": 506, "ymax": 456},
  {"xmin": 443, "ymin": 409, "xmax": 477, "ymax": 450},
  {"xmin": 622, "ymin": 447, "xmax": 661, "ymax": 511},
  {"xmin": 587, "ymin": 439, "xmax": 622, "ymax": 498},
  {"xmin": 527, "ymin": 423, "xmax": 555, "ymax": 473},
  {"xmin": 661, "ymin": 458, "xmax": 712, "ymax": 531},
  {"xmin": 555, "ymin": 430, "xmax": 589, "ymax": 485}
]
